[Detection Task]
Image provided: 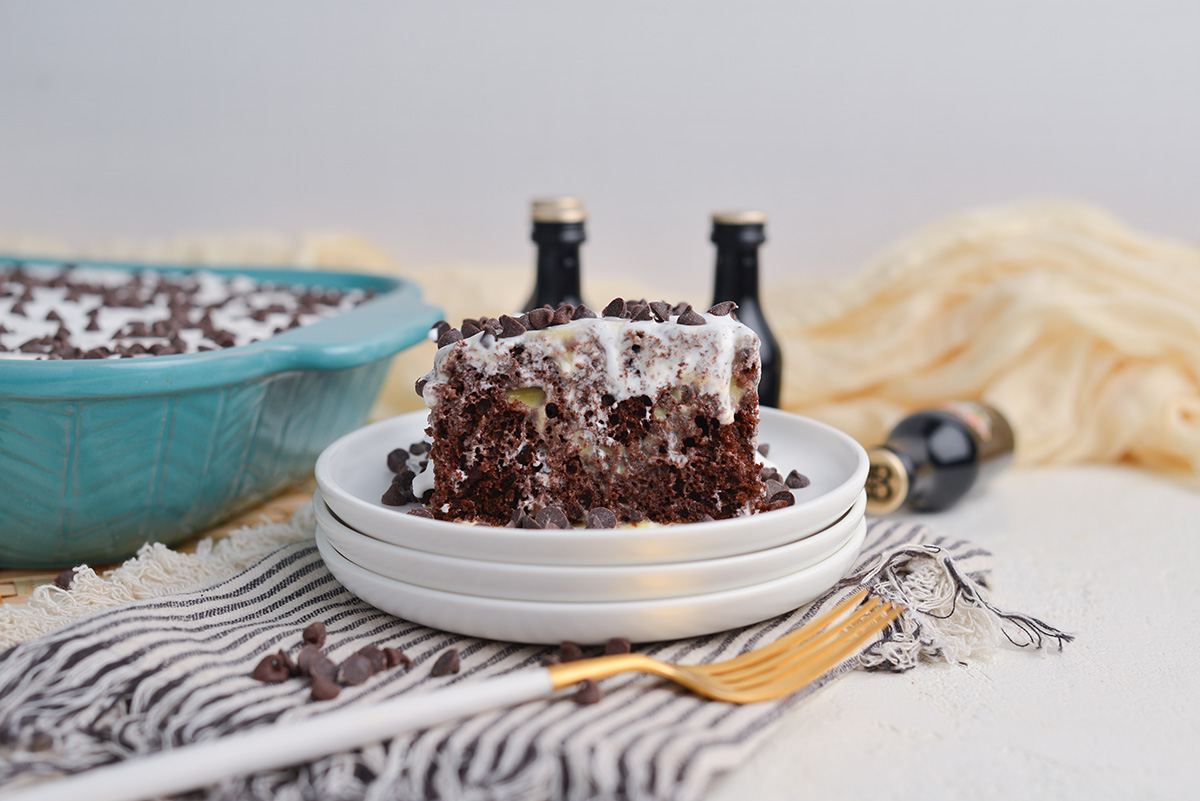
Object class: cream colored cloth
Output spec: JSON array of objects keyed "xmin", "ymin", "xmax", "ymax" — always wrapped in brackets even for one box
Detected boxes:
[{"xmin": 5, "ymin": 200, "xmax": 1199, "ymax": 486}]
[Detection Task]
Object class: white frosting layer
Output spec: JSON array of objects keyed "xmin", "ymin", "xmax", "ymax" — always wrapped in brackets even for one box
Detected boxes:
[
  {"xmin": 0, "ymin": 266, "xmax": 366, "ymax": 360},
  {"xmin": 422, "ymin": 312, "xmax": 760, "ymax": 425}
]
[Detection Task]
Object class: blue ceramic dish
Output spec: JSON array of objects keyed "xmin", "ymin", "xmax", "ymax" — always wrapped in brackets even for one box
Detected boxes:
[{"xmin": 0, "ymin": 257, "xmax": 442, "ymax": 568}]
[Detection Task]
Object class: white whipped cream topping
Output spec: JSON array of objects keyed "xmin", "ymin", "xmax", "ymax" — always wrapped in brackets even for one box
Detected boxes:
[
  {"xmin": 422, "ymin": 312, "xmax": 759, "ymax": 425},
  {"xmin": 0, "ymin": 266, "xmax": 366, "ymax": 360}
]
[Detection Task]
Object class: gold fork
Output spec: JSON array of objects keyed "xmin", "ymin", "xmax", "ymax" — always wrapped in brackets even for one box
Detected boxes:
[
  {"xmin": 6, "ymin": 589, "xmax": 900, "ymax": 801},
  {"xmin": 548, "ymin": 588, "xmax": 900, "ymax": 702}
]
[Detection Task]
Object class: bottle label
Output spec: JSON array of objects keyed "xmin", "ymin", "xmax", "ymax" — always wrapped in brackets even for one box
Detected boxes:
[{"xmin": 934, "ymin": 401, "xmax": 1015, "ymax": 462}]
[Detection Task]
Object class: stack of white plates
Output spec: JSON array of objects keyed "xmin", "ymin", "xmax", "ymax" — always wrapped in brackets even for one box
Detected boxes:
[{"xmin": 313, "ymin": 407, "xmax": 869, "ymax": 644}]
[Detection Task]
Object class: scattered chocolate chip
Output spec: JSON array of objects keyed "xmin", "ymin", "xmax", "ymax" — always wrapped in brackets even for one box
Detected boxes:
[
  {"xmin": 605, "ymin": 637, "xmax": 632, "ymax": 655},
  {"xmin": 559, "ymin": 641, "xmax": 583, "ymax": 662},
  {"xmin": 526, "ymin": 307, "xmax": 553, "ymax": 330},
  {"xmin": 760, "ymin": 466, "xmax": 782, "ymax": 482},
  {"xmin": 764, "ymin": 499, "xmax": 792, "ymax": 512},
  {"xmin": 340, "ymin": 653, "xmax": 374, "ymax": 685},
  {"xmin": 310, "ymin": 677, "xmax": 341, "ymax": 701},
  {"xmin": 698, "ymin": 514, "xmax": 715, "ymax": 523},
  {"xmin": 765, "ymin": 479, "xmax": 788, "ymax": 498},
  {"xmin": 677, "ymin": 308, "xmax": 706, "ymax": 325},
  {"xmin": 430, "ymin": 648, "xmax": 460, "ymax": 677},
  {"xmin": 383, "ymin": 647, "xmax": 411, "ymax": 670},
  {"xmin": 708, "ymin": 301, "xmax": 738, "ymax": 316},
  {"xmin": 357, "ymin": 645, "xmax": 387, "ymax": 674},
  {"xmin": 499, "ymin": 314, "xmax": 527, "ymax": 338},
  {"xmin": 386, "ymin": 448, "xmax": 410, "ymax": 472},
  {"xmin": 769, "ymin": 491, "xmax": 796, "ymax": 506},
  {"xmin": 437, "ymin": 328, "xmax": 463, "ymax": 347},
  {"xmin": 409, "ymin": 441, "xmax": 431, "ymax": 455},
  {"xmin": 757, "ymin": 443, "xmax": 770, "ymax": 457},
  {"xmin": 308, "ymin": 654, "xmax": 339, "ymax": 683},
  {"xmin": 540, "ymin": 652, "xmax": 562, "ymax": 666},
  {"xmin": 296, "ymin": 644, "xmax": 323, "ymax": 676},
  {"xmin": 302, "ymin": 621, "xmax": 327, "ymax": 649},
  {"xmin": 251, "ymin": 653, "xmax": 291, "ymax": 683},
  {"xmin": 53, "ymin": 567, "xmax": 78, "ymax": 590},
  {"xmin": 572, "ymin": 304, "xmax": 597, "ymax": 320},
  {"xmin": 408, "ymin": 507, "xmax": 436, "ymax": 519},
  {"xmin": 573, "ymin": 679, "xmax": 603, "ymax": 705},
  {"xmin": 785, "ymin": 470, "xmax": 811, "ymax": 489},
  {"xmin": 602, "ymin": 297, "xmax": 626, "ymax": 318},
  {"xmin": 278, "ymin": 649, "xmax": 298, "ymax": 677},
  {"xmin": 535, "ymin": 506, "xmax": 571, "ymax": 529},
  {"xmin": 585, "ymin": 507, "xmax": 617, "ymax": 529},
  {"xmin": 381, "ymin": 483, "xmax": 409, "ymax": 506},
  {"xmin": 649, "ymin": 301, "xmax": 672, "ymax": 322}
]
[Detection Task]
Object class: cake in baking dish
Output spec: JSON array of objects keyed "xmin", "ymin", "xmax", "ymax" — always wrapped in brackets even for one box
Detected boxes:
[{"xmin": 400, "ymin": 298, "xmax": 779, "ymax": 527}]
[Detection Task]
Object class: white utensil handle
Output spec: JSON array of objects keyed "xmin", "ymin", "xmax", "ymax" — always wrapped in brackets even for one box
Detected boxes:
[{"xmin": 6, "ymin": 669, "xmax": 556, "ymax": 801}]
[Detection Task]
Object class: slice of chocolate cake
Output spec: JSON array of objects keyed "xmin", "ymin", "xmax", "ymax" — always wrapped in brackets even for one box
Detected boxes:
[{"xmin": 410, "ymin": 298, "xmax": 767, "ymax": 526}]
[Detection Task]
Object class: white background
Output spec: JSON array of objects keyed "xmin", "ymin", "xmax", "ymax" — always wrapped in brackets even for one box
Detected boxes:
[{"xmin": 2, "ymin": 1, "xmax": 1198, "ymax": 286}]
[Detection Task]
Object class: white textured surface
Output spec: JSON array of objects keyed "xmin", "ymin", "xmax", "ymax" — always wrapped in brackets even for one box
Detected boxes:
[{"xmin": 708, "ymin": 465, "xmax": 1200, "ymax": 799}]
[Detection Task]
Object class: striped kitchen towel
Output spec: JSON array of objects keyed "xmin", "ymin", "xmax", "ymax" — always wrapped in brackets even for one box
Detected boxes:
[{"xmin": 0, "ymin": 518, "xmax": 1069, "ymax": 801}]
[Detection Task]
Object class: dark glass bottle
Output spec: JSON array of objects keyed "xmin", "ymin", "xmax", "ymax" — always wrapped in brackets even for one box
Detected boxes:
[
  {"xmin": 865, "ymin": 401, "xmax": 1015, "ymax": 515},
  {"xmin": 525, "ymin": 196, "xmax": 586, "ymax": 311},
  {"xmin": 711, "ymin": 210, "xmax": 782, "ymax": 407}
]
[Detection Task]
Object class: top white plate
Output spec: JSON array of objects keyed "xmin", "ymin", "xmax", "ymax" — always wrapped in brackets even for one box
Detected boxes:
[{"xmin": 314, "ymin": 406, "xmax": 868, "ymax": 566}]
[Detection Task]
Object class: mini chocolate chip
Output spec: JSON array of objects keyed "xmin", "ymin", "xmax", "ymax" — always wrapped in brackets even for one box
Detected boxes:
[
  {"xmin": 535, "ymin": 507, "xmax": 571, "ymax": 529},
  {"xmin": 605, "ymin": 637, "xmax": 632, "ymax": 655},
  {"xmin": 757, "ymin": 443, "xmax": 770, "ymax": 457},
  {"xmin": 461, "ymin": 319, "xmax": 482, "ymax": 338},
  {"xmin": 629, "ymin": 304, "xmax": 652, "ymax": 322},
  {"xmin": 386, "ymin": 448, "xmax": 410, "ymax": 472},
  {"xmin": 677, "ymin": 308, "xmax": 706, "ymax": 325},
  {"xmin": 383, "ymin": 647, "xmax": 411, "ymax": 670},
  {"xmin": 308, "ymin": 654, "xmax": 339, "ymax": 683},
  {"xmin": 251, "ymin": 653, "xmax": 290, "ymax": 683},
  {"xmin": 53, "ymin": 567, "xmax": 78, "ymax": 589},
  {"xmin": 585, "ymin": 508, "xmax": 617, "ymax": 529},
  {"xmin": 437, "ymin": 328, "xmax": 463, "ymax": 347},
  {"xmin": 602, "ymin": 297, "xmax": 626, "ymax": 318},
  {"xmin": 540, "ymin": 652, "xmax": 562, "ymax": 666},
  {"xmin": 708, "ymin": 301, "xmax": 738, "ymax": 316},
  {"xmin": 551, "ymin": 305, "xmax": 573, "ymax": 326},
  {"xmin": 574, "ymin": 679, "xmax": 603, "ymax": 705},
  {"xmin": 769, "ymin": 491, "xmax": 796, "ymax": 506},
  {"xmin": 649, "ymin": 301, "xmax": 672, "ymax": 322},
  {"xmin": 527, "ymin": 307, "xmax": 553, "ymax": 330},
  {"xmin": 357, "ymin": 645, "xmax": 387, "ymax": 673},
  {"xmin": 302, "ymin": 621, "xmax": 327, "ymax": 648},
  {"xmin": 310, "ymin": 677, "xmax": 341, "ymax": 701},
  {"xmin": 340, "ymin": 653, "xmax": 374, "ymax": 685},
  {"xmin": 559, "ymin": 641, "xmax": 583, "ymax": 662},
  {"xmin": 572, "ymin": 304, "xmax": 597, "ymax": 320},
  {"xmin": 785, "ymin": 470, "xmax": 811, "ymax": 489},
  {"xmin": 499, "ymin": 314, "xmax": 527, "ymax": 338},
  {"xmin": 408, "ymin": 507, "xmax": 436, "ymax": 519},
  {"xmin": 297, "ymin": 644, "xmax": 323, "ymax": 676},
  {"xmin": 430, "ymin": 648, "xmax": 460, "ymax": 677}
]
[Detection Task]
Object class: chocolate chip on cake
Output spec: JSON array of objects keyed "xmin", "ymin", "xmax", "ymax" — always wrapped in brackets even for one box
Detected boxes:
[
  {"xmin": 437, "ymin": 328, "xmax": 463, "ymax": 347},
  {"xmin": 708, "ymin": 301, "xmax": 738, "ymax": 316},
  {"xmin": 499, "ymin": 314, "xmax": 527, "ymax": 338},
  {"xmin": 629, "ymin": 304, "xmax": 652, "ymax": 322},
  {"xmin": 430, "ymin": 648, "xmax": 461, "ymax": 677},
  {"xmin": 527, "ymin": 307, "xmax": 553, "ymax": 330},
  {"xmin": 676, "ymin": 308, "xmax": 706, "ymax": 326},
  {"xmin": 765, "ymin": 479, "xmax": 788, "ymax": 498},
  {"xmin": 585, "ymin": 507, "xmax": 617, "ymax": 529},
  {"xmin": 461, "ymin": 319, "xmax": 482, "ymax": 338},
  {"xmin": 572, "ymin": 304, "xmax": 597, "ymax": 320},
  {"xmin": 535, "ymin": 506, "xmax": 571, "ymax": 529},
  {"xmin": 649, "ymin": 301, "xmax": 672, "ymax": 322},
  {"xmin": 602, "ymin": 297, "xmax": 626, "ymax": 318},
  {"xmin": 785, "ymin": 470, "xmax": 811, "ymax": 489},
  {"xmin": 551, "ymin": 305, "xmax": 573, "ymax": 326}
]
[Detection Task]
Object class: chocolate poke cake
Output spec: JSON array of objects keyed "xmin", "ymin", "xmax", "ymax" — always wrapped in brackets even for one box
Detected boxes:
[
  {"xmin": 393, "ymin": 298, "xmax": 783, "ymax": 527},
  {"xmin": 0, "ymin": 261, "xmax": 371, "ymax": 360}
]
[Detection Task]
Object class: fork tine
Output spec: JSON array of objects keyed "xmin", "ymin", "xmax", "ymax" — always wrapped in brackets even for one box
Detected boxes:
[
  {"xmin": 716, "ymin": 599, "xmax": 889, "ymax": 686},
  {"xmin": 700, "ymin": 588, "xmax": 872, "ymax": 676},
  {"xmin": 719, "ymin": 603, "xmax": 902, "ymax": 703}
]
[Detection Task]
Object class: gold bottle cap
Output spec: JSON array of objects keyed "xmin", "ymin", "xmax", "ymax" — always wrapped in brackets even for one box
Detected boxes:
[
  {"xmin": 864, "ymin": 447, "xmax": 909, "ymax": 516},
  {"xmin": 532, "ymin": 197, "xmax": 587, "ymax": 223},
  {"xmin": 711, "ymin": 210, "xmax": 768, "ymax": 226}
]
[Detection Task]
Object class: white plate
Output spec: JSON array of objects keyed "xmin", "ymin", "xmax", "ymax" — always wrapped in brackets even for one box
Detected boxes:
[
  {"xmin": 316, "ymin": 516, "xmax": 866, "ymax": 644},
  {"xmin": 315, "ymin": 489, "xmax": 866, "ymax": 602},
  {"xmin": 314, "ymin": 407, "xmax": 868, "ymax": 565}
]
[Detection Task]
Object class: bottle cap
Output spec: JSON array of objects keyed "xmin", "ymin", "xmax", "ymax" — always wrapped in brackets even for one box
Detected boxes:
[
  {"xmin": 711, "ymin": 210, "xmax": 768, "ymax": 226},
  {"xmin": 532, "ymin": 197, "xmax": 587, "ymax": 223},
  {"xmin": 864, "ymin": 447, "xmax": 909, "ymax": 515}
]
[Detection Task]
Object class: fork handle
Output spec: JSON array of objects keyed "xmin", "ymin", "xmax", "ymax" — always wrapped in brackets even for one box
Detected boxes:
[{"xmin": 6, "ymin": 670, "xmax": 556, "ymax": 801}]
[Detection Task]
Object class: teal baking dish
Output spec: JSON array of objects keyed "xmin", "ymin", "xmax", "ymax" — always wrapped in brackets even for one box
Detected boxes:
[{"xmin": 0, "ymin": 257, "xmax": 442, "ymax": 568}]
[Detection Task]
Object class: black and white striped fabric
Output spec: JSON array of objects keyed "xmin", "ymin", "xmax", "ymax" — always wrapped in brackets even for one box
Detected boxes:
[{"xmin": 0, "ymin": 519, "xmax": 1069, "ymax": 801}]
